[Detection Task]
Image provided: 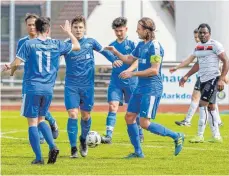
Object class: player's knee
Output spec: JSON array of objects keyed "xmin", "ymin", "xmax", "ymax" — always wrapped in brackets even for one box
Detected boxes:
[
  {"xmin": 208, "ymin": 104, "xmax": 215, "ymax": 111},
  {"xmin": 81, "ymin": 110, "xmax": 91, "ymax": 120},
  {"xmin": 125, "ymin": 113, "xmax": 136, "ymax": 124},
  {"xmin": 68, "ymin": 109, "xmax": 78, "ymax": 119},
  {"xmin": 38, "ymin": 117, "xmax": 45, "ymax": 123},
  {"xmin": 139, "ymin": 118, "xmax": 149, "ymax": 129},
  {"xmin": 109, "ymin": 102, "xmax": 119, "ymax": 112},
  {"xmin": 82, "ymin": 116, "xmax": 91, "ymax": 121},
  {"xmin": 27, "ymin": 118, "xmax": 38, "ymax": 127}
]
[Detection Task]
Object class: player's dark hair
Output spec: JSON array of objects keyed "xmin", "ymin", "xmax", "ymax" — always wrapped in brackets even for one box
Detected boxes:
[
  {"xmin": 193, "ymin": 28, "xmax": 198, "ymax": 34},
  {"xmin": 71, "ymin": 15, "xmax": 86, "ymax": 27},
  {"xmin": 35, "ymin": 17, "xmax": 50, "ymax": 33},
  {"xmin": 25, "ymin": 13, "xmax": 39, "ymax": 23},
  {"xmin": 198, "ymin": 23, "xmax": 211, "ymax": 34},
  {"xmin": 112, "ymin": 17, "xmax": 127, "ymax": 29},
  {"xmin": 138, "ymin": 17, "xmax": 156, "ymax": 40}
]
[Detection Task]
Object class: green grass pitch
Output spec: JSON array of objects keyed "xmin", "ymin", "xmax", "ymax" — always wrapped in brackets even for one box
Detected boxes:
[{"xmin": 1, "ymin": 111, "xmax": 229, "ymax": 175}]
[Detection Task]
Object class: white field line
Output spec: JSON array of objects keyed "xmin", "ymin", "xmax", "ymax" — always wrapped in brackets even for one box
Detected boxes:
[{"xmin": 1, "ymin": 130, "xmax": 228, "ymax": 152}]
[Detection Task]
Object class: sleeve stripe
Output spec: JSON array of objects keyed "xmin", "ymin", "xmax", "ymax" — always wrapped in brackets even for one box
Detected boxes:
[
  {"xmin": 98, "ymin": 48, "xmax": 104, "ymax": 53},
  {"xmin": 66, "ymin": 44, "xmax": 73, "ymax": 55},
  {"xmin": 16, "ymin": 55, "xmax": 25, "ymax": 62},
  {"xmin": 154, "ymin": 41, "xmax": 161, "ymax": 55}
]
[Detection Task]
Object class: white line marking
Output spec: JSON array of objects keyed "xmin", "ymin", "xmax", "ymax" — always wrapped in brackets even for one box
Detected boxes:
[{"xmin": 1, "ymin": 130, "xmax": 228, "ymax": 152}]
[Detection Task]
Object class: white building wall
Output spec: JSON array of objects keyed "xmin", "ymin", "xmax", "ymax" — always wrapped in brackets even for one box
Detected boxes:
[
  {"xmin": 87, "ymin": 0, "xmax": 176, "ymax": 65},
  {"xmin": 176, "ymin": 1, "xmax": 229, "ymax": 60}
]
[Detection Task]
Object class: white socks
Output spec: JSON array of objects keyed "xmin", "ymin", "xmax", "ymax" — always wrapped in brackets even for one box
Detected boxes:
[
  {"xmin": 197, "ymin": 107, "xmax": 208, "ymax": 137},
  {"xmin": 185, "ymin": 101, "xmax": 199, "ymax": 123},
  {"xmin": 215, "ymin": 104, "xmax": 222, "ymax": 124},
  {"xmin": 208, "ymin": 110, "xmax": 221, "ymax": 137}
]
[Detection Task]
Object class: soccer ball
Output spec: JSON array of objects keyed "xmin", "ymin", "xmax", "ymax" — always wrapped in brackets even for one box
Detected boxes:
[{"xmin": 86, "ymin": 131, "xmax": 101, "ymax": 148}]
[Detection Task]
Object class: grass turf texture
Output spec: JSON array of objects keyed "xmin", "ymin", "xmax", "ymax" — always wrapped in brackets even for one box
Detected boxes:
[{"xmin": 1, "ymin": 111, "xmax": 229, "ymax": 175}]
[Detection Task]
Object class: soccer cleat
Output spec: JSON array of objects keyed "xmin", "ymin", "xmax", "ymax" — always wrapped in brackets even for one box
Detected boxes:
[
  {"xmin": 50, "ymin": 121, "xmax": 59, "ymax": 139},
  {"xmin": 139, "ymin": 135, "xmax": 144, "ymax": 143},
  {"xmin": 175, "ymin": 120, "xmax": 191, "ymax": 127},
  {"xmin": 174, "ymin": 133, "xmax": 185, "ymax": 156},
  {"xmin": 79, "ymin": 136, "xmax": 88, "ymax": 157},
  {"xmin": 40, "ymin": 138, "xmax": 45, "ymax": 144},
  {"xmin": 47, "ymin": 147, "xmax": 59, "ymax": 164},
  {"xmin": 31, "ymin": 159, "xmax": 44, "ymax": 165},
  {"xmin": 70, "ymin": 146, "xmax": 78, "ymax": 158},
  {"xmin": 208, "ymin": 136, "xmax": 223, "ymax": 143},
  {"xmin": 124, "ymin": 153, "xmax": 145, "ymax": 159},
  {"xmin": 189, "ymin": 135, "xmax": 204, "ymax": 143},
  {"xmin": 101, "ymin": 135, "xmax": 112, "ymax": 144},
  {"xmin": 218, "ymin": 122, "xmax": 223, "ymax": 127}
]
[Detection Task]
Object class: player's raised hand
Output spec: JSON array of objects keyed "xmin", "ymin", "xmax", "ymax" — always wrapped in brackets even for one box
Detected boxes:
[
  {"xmin": 104, "ymin": 46, "xmax": 117, "ymax": 53},
  {"xmin": 1, "ymin": 64, "xmax": 11, "ymax": 72},
  {"xmin": 119, "ymin": 70, "xmax": 133, "ymax": 79},
  {"xmin": 179, "ymin": 76, "xmax": 188, "ymax": 87},
  {"xmin": 113, "ymin": 60, "xmax": 123, "ymax": 68},
  {"xmin": 169, "ymin": 67, "xmax": 177, "ymax": 74},
  {"xmin": 60, "ymin": 20, "xmax": 71, "ymax": 34}
]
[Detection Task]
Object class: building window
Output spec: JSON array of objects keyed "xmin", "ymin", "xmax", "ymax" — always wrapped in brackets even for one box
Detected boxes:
[{"xmin": 1, "ymin": 16, "xmax": 9, "ymax": 38}]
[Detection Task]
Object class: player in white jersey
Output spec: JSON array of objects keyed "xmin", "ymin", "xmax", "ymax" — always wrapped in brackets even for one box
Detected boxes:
[
  {"xmin": 179, "ymin": 23, "xmax": 229, "ymax": 143},
  {"xmin": 170, "ymin": 29, "xmax": 223, "ymax": 127}
]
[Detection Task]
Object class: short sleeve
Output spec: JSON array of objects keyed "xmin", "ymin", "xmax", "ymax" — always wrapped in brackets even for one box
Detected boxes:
[
  {"xmin": 92, "ymin": 39, "xmax": 103, "ymax": 52},
  {"xmin": 131, "ymin": 42, "xmax": 140, "ymax": 59},
  {"xmin": 213, "ymin": 41, "xmax": 224, "ymax": 55},
  {"xmin": 16, "ymin": 40, "xmax": 23, "ymax": 54},
  {"xmin": 58, "ymin": 40, "xmax": 73, "ymax": 55},
  {"xmin": 16, "ymin": 41, "xmax": 30, "ymax": 62}
]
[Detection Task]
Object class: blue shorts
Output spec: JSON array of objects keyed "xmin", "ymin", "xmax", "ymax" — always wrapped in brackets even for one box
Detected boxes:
[
  {"xmin": 127, "ymin": 93, "xmax": 161, "ymax": 119},
  {"xmin": 64, "ymin": 86, "xmax": 94, "ymax": 111},
  {"xmin": 21, "ymin": 94, "xmax": 52, "ymax": 118},
  {"xmin": 107, "ymin": 83, "xmax": 136, "ymax": 104}
]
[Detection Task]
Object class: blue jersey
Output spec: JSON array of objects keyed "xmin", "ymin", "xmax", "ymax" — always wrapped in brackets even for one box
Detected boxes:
[
  {"xmin": 64, "ymin": 37, "xmax": 116, "ymax": 87},
  {"xmin": 131, "ymin": 40, "xmax": 164, "ymax": 95},
  {"xmin": 109, "ymin": 38, "xmax": 137, "ymax": 86},
  {"xmin": 16, "ymin": 36, "xmax": 31, "ymax": 94},
  {"xmin": 16, "ymin": 36, "xmax": 30, "ymax": 54},
  {"xmin": 16, "ymin": 38, "xmax": 72, "ymax": 95}
]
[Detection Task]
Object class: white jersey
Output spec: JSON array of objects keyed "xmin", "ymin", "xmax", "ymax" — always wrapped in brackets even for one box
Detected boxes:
[{"xmin": 193, "ymin": 39, "xmax": 224, "ymax": 82}]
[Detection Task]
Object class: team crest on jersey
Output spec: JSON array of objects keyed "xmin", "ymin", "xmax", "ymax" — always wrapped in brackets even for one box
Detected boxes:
[
  {"xmin": 143, "ymin": 49, "xmax": 148, "ymax": 53},
  {"xmin": 84, "ymin": 43, "xmax": 92, "ymax": 49},
  {"xmin": 125, "ymin": 45, "xmax": 130, "ymax": 50}
]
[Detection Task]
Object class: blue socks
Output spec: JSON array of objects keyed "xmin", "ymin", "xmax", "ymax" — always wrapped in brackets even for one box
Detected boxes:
[
  {"xmin": 136, "ymin": 114, "xmax": 143, "ymax": 136},
  {"xmin": 106, "ymin": 112, "xmax": 116, "ymax": 137},
  {"xmin": 127, "ymin": 123, "xmax": 142, "ymax": 155},
  {"xmin": 81, "ymin": 118, "xmax": 91, "ymax": 140},
  {"xmin": 28, "ymin": 126, "xmax": 42, "ymax": 161},
  {"xmin": 38, "ymin": 121, "xmax": 55, "ymax": 149},
  {"xmin": 147, "ymin": 122, "xmax": 178, "ymax": 140},
  {"xmin": 67, "ymin": 118, "xmax": 78, "ymax": 147},
  {"xmin": 38, "ymin": 129, "xmax": 44, "ymax": 140},
  {"xmin": 45, "ymin": 111, "xmax": 55, "ymax": 126}
]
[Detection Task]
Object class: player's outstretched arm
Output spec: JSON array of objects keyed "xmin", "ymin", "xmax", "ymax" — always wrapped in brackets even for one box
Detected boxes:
[
  {"xmin": 169, "ymin": 54, "xmax": 196, "ymax": 74},
  {"xmin": 118, "ymin": 60, "xmax": 138, "ymax": 79},
  {"xmin": 104, "ymin": 46, "xmax": 135, "ymax": 64},
  {"xmin": 60, "ymin": 20, "xmax": 80, "ymax": 51},
  {"xmin": 179, "ymin": 62, "xmax": 199, "ymax": 87},
  {"xmin": 126, "ymin": 60, "xmax": 138, "ymax": 72},
  {"xmin": 217, "ymin": 52, "xmax": 229, "ymax": 91},
  {"xmin": 9, "ymin": 58, "xmax": 23, "ymax": 76}
]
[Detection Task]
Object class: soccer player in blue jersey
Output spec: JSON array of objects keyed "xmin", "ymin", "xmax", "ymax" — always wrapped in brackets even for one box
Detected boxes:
[
  {"xmin": 16, "ymin": 13, "xmax": 59, "ymax": 144},
  {"xmin": 2, "ymin": 17, "xmax": 80, "ymax": 164},
  {"xmin": 63, "ymin": 15, "xmax": 117, "ymax": 158},
  {"xmin": 105, "ymin": 17, "xmax": 185, "ymax": 158},
  {"xmin": 101, "ymin": 17, "xmax": 144, "ymax": 144}
]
